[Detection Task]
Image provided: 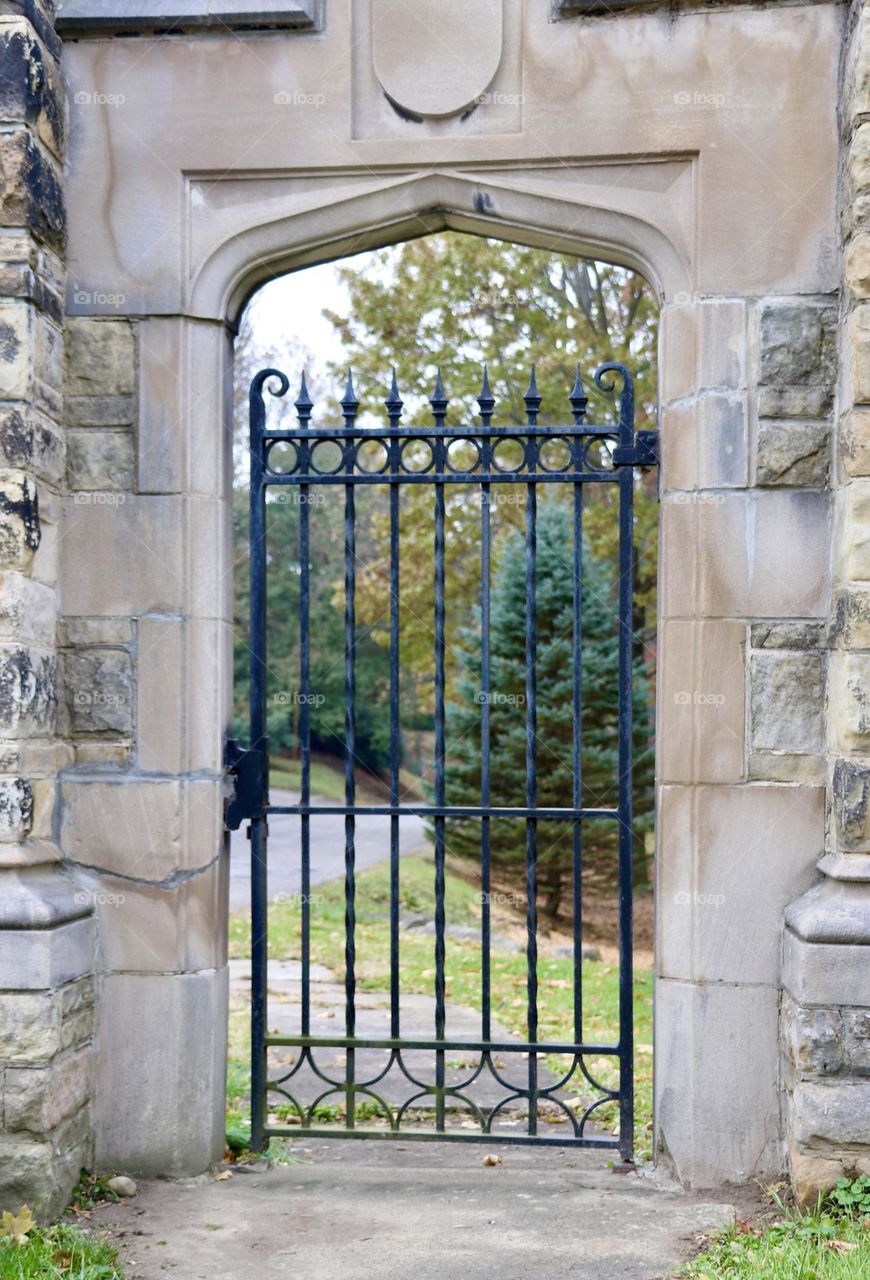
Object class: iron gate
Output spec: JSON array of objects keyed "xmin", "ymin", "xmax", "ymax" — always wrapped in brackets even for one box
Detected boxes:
[{"xmin": 226, "ymin": 359, "xmax": 657, "ymax": 1162}]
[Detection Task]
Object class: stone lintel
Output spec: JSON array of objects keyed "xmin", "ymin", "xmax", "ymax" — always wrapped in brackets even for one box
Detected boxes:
[{"xmin": 56, "ymin": 0, "xmax": 319, "ymax": 33}]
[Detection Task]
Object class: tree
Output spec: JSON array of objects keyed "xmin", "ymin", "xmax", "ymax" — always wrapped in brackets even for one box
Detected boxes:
[{"xmin": 441, "ymin": 503, "xmax": 655, "ymax": 908}]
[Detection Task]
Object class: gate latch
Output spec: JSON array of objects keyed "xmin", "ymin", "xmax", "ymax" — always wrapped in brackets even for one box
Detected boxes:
[
  {"xmin": 611, "ymin": 430, "xmax": 659, "ymax": 469},
  {"xmin": 224, "ymin": 737, "xmax": 266, "ymax": 830}
]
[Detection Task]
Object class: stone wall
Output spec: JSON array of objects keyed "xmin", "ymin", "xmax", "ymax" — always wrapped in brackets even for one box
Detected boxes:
[
  {"xmin": 0, "ymin": 0, "xmax": 95, "ymax": 1220},
  {"xmin": 781, "ymin": 0, "xmax": 870, "ymax": 1202}
]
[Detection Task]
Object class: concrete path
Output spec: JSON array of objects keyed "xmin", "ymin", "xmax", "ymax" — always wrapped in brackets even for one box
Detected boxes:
[
  {"xmin": 229, "ymin": 790, "xmax": 428, "ymax": 911},
  {"xmin": 96, "ymin": 1145, "xmax": 734, "ymax": 1280}
]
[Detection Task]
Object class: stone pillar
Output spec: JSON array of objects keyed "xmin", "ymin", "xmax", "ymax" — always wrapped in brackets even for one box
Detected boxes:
[
  {"xmin": 781, "ymin": 0, "xmax": 870, "ymax": 1202},
  {"xmin": 0, "ymin": 0, "xmax": 95, "ymax": 1219}
]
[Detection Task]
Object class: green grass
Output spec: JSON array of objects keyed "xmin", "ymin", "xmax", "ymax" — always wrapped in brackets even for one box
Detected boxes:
[
  {"xmin": 269, "ymin": 756, "xmax": 386, "ymax": 803},
  {"xmin": 679, "ymin": 1196, "xmax": 870, "ymax": 1279},
  {"xmin": 228, "ymin": 852, "xmax": 654, "ymax": 1156},
  {"xmin": 0, "ymin": 1222, "xmax": 123, "ymax": 1279}
]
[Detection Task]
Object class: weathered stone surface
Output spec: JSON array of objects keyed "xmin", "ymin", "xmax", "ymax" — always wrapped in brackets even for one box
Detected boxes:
[
  {"xmin": 789, "ymin": 1149, "xmax": 849, "ymax": 1207},
  {"xmin": 0, "ymin": 1137, "xmax": 57, "ymax": 1220},
  {"xmin": 63, "ymin": 648, "xmax": 133, "ymax": 734},
  {"xmin": 657, "ymin": 619, "xmax": 745, "ymax": 784},
  {"xmin": 661, "ymin": 394, "xmax": 747, "ymax": 490},
  {"xmin": 836, "ymin": 480, "xmax": 870, "ymax": 581},
  {"xmin": 60, "ymin": 495, "xmax": 183, "ymax": 616},
  {"xmin": 0, "ymin": 469, "xmax": 40, "ymax": 569},
  {"xmin": 66, "ymin": 429, "xmax": 133, "ymax": 491},
  {"xmin": 750, "ymin": 652, "xmax": 824, "ymax": 753},
  {"xmin": 847, "ymin": 232, "xmax": 870, "ymax": 299},
  {"xmin": 833, "ymin": 759, "xmax": 870, "ymax": 853},
  {"xmin": 74, "ymin": 741, "xmax": 131, "ymax": 767},
  {"xmin": 841, "ymin": 410, "xmax": 870, "ymax": 478},
  {"xmin": 830, "ymin": 653, "xmax": 870, "ymax": 750},
  {"xmin": 792, "ymin": 1080, "xmax": 870, "ymax": 1149},
  {"xmin": 0, "ymin": 20, "xmax": 65, "ymax": 161},
  {"xmin": 64, "ymin": 318, "xmax": 135, "ymax": 396},
  {"xmin": 751, "ymin": 621, "xmax": 826, "ymax": 650},
  {"xmin": 783, "ymin": 997, "xmax": 844, "ymax": 1075},
  {"xmin": 749, "ymin": 751, "xmax": 826, "ymax": 785},
  {"xmin": 0, "ymin": 991, "xmax": 59, "ymax": 1062},
  {"xmin": 4, "ymin": 1047, "xmax": 92, "ymax": 1134},
  {"xmin": 60, "ymin": 616, "xmax": 132, "ymax": 646},
  {"xmin": 843, "ymin": 1010, "xmax": 870, "ymax": 1074},
  {"xmin": 756, "ymin": 421, "xmax": 829, "ymax": 487},
  {"xmin": 759, "ymin": 304, "xmax": 837, "ymax": 388},
  {"xmin": 137, "ymin": 616, "xmax": 182, "ymax": 772},
  {"xmin": 0, "ymin": 644, "xmax": 54, "ymax": 735},
  {"xmin": 0, "ymin": 302, "xmax": 32, "ymax": 401},
  {"xmin": 832, "ymin": 586, "xmax": 870, "ymax": 650},
  {"xmin": 758, "ymin": 385, "xmax": 833, "ymax": 420},
  {"xmin": 846, "ymin": 305, "xmax": 870, "ymax": 406},
  {"xmin": 0, "ymin": 408, "xmax": 63, "ymax": 485},
  {"xmin": 0, "ymin": 776, "xmax": 33, "ymax": 841},
  {"xmin": 0, "ymin": 130, "xmax": 65, "ymax": 253},
  {"xmin": 66, "ymin": 394, "xmax": 134, "ymax": 428},
  {"xmin": 0, "ymin": 573, "xmax": 54, "ymax": 645}
]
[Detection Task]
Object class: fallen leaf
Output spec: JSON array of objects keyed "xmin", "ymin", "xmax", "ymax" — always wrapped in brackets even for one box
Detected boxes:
[
  {"xmin": 826, "ymin": 1240, "xmax": 856, "ymax": 1254},
  {"xmin": 1, "ymin": 1206, "xmax": 35, "ymax": 1244},
  {"xmin": 212, "ymin": 1170, "xmax": 233, "ymax": 1181}
]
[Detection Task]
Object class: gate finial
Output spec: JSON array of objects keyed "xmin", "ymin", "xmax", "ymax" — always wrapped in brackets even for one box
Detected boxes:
[
  {"xmin": 295, "ymin": 369, "xmax": 313, "ymax": 427},
  {"xmin": 477, "ymin": 365, "xmax": 495, "ymax": 427},
  {"xmin": 341, "ymin": 368, "xmax": 360, "ymax": 423},
  {"xmin": 569, "ymin": 364, "xmax": 588, "ymax": 426},
  {"xmin": 430, "ymin": 368, "xmax": 448, "ymax": 427},
  {"xmin": 385, "ymin": 367, "xmax": 404, "ymax": 428},
  {"xmin": 524, "ymin": 365, "xmax": 541, "ymax": 426}
]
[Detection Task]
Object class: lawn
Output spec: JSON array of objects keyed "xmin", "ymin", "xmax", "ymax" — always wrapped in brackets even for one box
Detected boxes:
[
  {"xmin": 227, "ymin": 851, "xmax": 654, "ymax": 1156},
  {"xmin": 0, "ymin": 1214, "xmax": 123, "ymax": 1280}
]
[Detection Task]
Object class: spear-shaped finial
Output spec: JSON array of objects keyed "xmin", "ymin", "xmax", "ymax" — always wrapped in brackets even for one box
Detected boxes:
[
  {"xmin": 430, "ymin": 368, "xmax": 448, "ymax": 427},
  {"xmin": 524, "ymin": 364, "xmax": 542, "ymax": 426},
  {"xmin": 385, "ymin": 366, "xmax": 403, "ymax": 427},
  {"xmin": 569, "ymin": 364, "xmax": 588, "ymax": 425},
  {"xmin": 340, "ymin": 367, "xmax": 359, "ymax": 423},
  {"xmin": 477, "ymin": 364, "xmax": 495, "ymax": 427},
  {"xmin": 295, "ymin": 369, "xmax": 313, "ymax": 427}
]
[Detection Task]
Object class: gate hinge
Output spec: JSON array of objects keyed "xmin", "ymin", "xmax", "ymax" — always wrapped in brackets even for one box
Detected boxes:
[
  {"xmin": 224, "ymin": 736, "xmax": 266, "ymax": 830},
  {"xmin": 611, "ymin": 430, "xmax": 659, "ymax": 469}
]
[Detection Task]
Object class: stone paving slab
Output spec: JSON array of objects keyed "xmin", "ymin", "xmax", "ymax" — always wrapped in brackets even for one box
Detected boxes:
[{"xmin": 95, "ymin": 1142, "xmax": 736, "ymax": 1280}]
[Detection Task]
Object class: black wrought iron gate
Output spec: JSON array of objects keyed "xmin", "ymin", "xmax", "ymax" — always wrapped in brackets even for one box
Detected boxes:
[{"xmin": 226, "ymin": 360, "xmax": 657, "ymax": 1162}]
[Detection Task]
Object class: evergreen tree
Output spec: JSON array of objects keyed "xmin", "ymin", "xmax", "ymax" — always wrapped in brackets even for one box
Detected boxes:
[{"xmin": 442, "ymin": 502, "xmax": 654, "ymax": 911}]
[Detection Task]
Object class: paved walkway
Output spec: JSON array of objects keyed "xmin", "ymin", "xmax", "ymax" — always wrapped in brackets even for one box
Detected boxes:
[
  {"xmin": 96, "ymin": 1145, "xmax": 733, "ymax": 1280},
  {"xmin": 229, "ymin": 790, "xmax": 428, "ymax": 911}
]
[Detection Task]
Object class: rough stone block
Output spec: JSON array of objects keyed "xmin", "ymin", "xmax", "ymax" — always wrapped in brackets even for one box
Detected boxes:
[
  {"xmin": 0, "ymin": 991, "xmax": 59, "ymax": 1062},
  {"xmin": 850, "ymin": 123, "xmax": 870, "ymax": 192},
  {"xmin": 758, "ymin": 385, "xmax": 833, "ymax": 420},
  {"xmin": 832, "ymin": 586, "xmax": 870, "ymax": 650},
  {"xmin": 0, "ymin": 643, "xmax": 55, "ymax": 736},
  {"xmin": 74, "ymin": 740, "xmax": 131, "ymax": 767},
  {"xmin": 64, "ymin": 647, "xmax": 133, "ymax": 735},
  {"xmin": 759, "ymin": 303, "xmax": 836, "ymax": 388},
  {"xmin": 66, "ymin": 394, "xmax": 134, "ymax": 428},
  {"xmin": 750, "ymin": 652, "xmax": 824, "ymax": 754},
  {"xmin": 751, "ymin": 621, "xmax": 826, "ymax": 650},
  {"xmin": 59, "ymin": 616, "xmax": 132, "ymax": 646},
  {"xmin": 836, "ymin": 480, "xmax": 870, "ymax": 581},
  {"xmin": 0, "ymin": 20, "xmax": 65, "ymax": 161},
  {"xmin": 782, "ymin": 998, "xmax": 844, "ymax": 1075},
  {"xmin": 843, "ymin": 1010, "xmax": 870, "ymax": 1074},
  {"xmin": 66, "ymin": 429, "xmax": 133, "ymax": 492},
  {"xmin": 0, "ymin": 776, "xmax": 33, "ymax": 841},
  {"xmin": 95, "ymin": 968, "xmax": 228, "ymax": 1176},
  {"xmin": 0, "ymin": 131, "xmax": 65, "ymax": 253},
  {"xmin": 0, "ymin": 300, "xmax": 33, "ymax": 400},
  {"xmin": 847, "ymin": 232, "xmax": 870, "ymax": 299},
  {"xmin": 830, "ymin": 653, "xmax": 870, "ymax": 750},
  {"xmin": 0, "ymin": 469, "xmax": 40, "ymax": 570},
  {"xmin": 0, "ymin": 573, "xmax": 54, "ymax": 645},
  {"xmin": 756, "ymin": 421, "xmax": 829, "ymax": 488},
  {"xmin": 64, "ymin": 318, "xmax": 135, "ymax": 396},
  {"xmin": 749, "ymin": 751, "xmax": 826, "ymax": 785},
  {"xmin": 846, "ymin": 306, "xmax": 870, "ymax": 407},
  {"xmin": 841, "ymin": 410, "xmax": 870, "ymax": 477},
  {"xmin": 792, "ymin": 1080, "xmax": 870, "ymax": 1149},
  {"xmin": 4, "ymin": 1047, "xmax": 92, "ymax": 1134},
  {"xmin": 833, "ymin": 758, "xmax": 870, "ymax": 852},
  {"xmin": 0, "ymin": 409, "xmax": 63, "ymax": 485},
  {"xmin": 0, "ymin": 1137, "xmax": 58, "ymax": 1220}
]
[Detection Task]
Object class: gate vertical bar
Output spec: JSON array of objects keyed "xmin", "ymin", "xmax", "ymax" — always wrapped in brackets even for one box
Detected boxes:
[
  {"xmin": 525, "ymin": 474, "xmax": 538, "ymax": 1136},
  {"xmin": 477, "ymin": 370, "xmax": 496, "ymax": 1044},
  {"xmin": 248, "ymin": 369, "xmax": 287, "ymax": 1152},
  {"xmin": 431, "ymin": 371, "xmax": 448, "ymax": 1130},
  {"xmin": 297, "ymin": 374, "xmax": 313, "ymax": 1039},
  {"xmin": 386, "ymin": 371, "xmax": 403, "ymax": 1040},
  {"xmin": 569, "ymin": 368, "xmax": 588, "ymax": 1048},
  {"xmin": 342, "ymin": 371, "xmax": 359, "ymax": 1128}
]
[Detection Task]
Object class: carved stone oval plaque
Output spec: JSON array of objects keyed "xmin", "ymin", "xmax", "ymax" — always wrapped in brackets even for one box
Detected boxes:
[{"xmin": 372, "ymin": 0, "xmax": 504, "ymax": 120}]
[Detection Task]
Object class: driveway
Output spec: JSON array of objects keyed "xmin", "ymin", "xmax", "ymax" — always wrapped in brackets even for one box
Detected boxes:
[{"xmin": 229, "ymin": 790, "xmax": 429, "ymax": 911}]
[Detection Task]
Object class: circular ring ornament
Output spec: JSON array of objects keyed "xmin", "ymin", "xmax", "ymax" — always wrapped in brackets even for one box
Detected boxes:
[
  {"xmin": 266, "ymin": 440, "xmax": 299, "ymax": 476},
  {"xmin": 310, "ymin": 440, "xmax": 346, "ymax": 475}
]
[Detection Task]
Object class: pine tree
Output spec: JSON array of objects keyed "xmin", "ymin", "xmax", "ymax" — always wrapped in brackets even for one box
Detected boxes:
[{"xmin": 442, "ymin": 501, "xmax": 654, "ymax": 915}]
